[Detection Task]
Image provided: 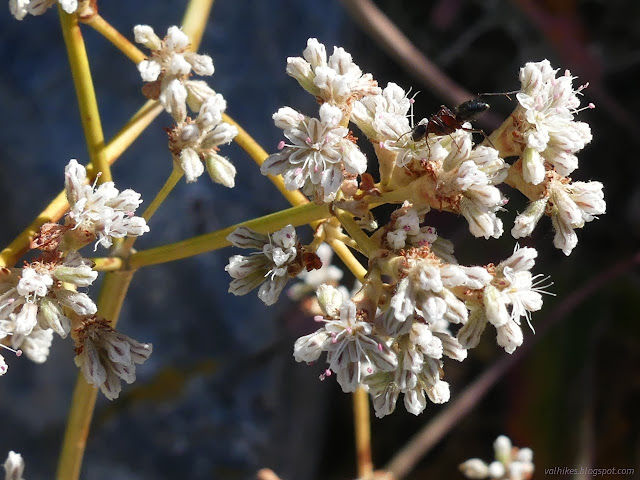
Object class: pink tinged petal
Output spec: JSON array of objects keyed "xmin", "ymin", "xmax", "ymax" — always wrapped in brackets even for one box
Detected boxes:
[
  {"xmin": 258, "ymin": 275, "xmax": 288, "ymax": 306},
  {"xmin": 336, "ymin": 362, "xmax": 361, "ymax": 393},
  {"xmin": 78, "ymin": 339, "xmax": 107, "ymax": 387},
  {"xmin": 320, "ymin": 166, "xmax": 343, "ymax": 197},
  {"xmin": 104, "ymin": 335, "xmax": 132, "ymax": 366},
  {"xmin": 100, "ymin": 366, "xmax": 123, "ymax": 400},
  {"xmin": 260, "ymin": 148, "xmax": 292, "ymax": 175},
  {"xmin": 293, "ymin": 330, "xmax": 330, "ymax": 363},
  {"xmin": 226, "ymin": 227, "xmax": 268, "ymax": 249}
]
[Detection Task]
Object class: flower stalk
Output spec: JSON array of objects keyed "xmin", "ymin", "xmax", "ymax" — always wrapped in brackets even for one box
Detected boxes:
[{"xmin": 58, "ymin": 6, "xmax": 111, "ymax": 183}]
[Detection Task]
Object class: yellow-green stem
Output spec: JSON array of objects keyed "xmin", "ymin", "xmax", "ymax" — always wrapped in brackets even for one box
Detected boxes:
[
  {"xmin": 91, "ymin": 257, "xmax": 124, "ymax": 272},
  {"xmin": 353, "ymin": 387, "xmax": 374, "ymax": 479},
  {"xmin": 121, "ymin": 166, "xmax": 184, "ymax": 253},
  {"xmin": 56, "ymin": 271, "xmax": 135, "ymax": 480},
  {"xmin": 129, "ymin": 202, "xmax": 331, "ymax": 268},
  {"xmin": 82, "ymin": 14, "xmax": 146, "ymax": 64},
  {"xmin": 56, "ymin": 1, "xmax": 216, "ymax": 479},
  {"xmin": 333, "ymin": 207, "xmax": 377, "ymax": 258},
  {"xmin": 59, "ymin": 6, "xmax": 110, "ymax": 183},
  {"xmin": 223, "ymin": 113, "xmax": 308, "ymax": 206}
]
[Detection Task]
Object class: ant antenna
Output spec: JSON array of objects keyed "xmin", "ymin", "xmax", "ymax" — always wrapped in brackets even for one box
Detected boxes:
[{"xmin": 476, "ymin": 90, "xmax": 521, "ymax": 101}]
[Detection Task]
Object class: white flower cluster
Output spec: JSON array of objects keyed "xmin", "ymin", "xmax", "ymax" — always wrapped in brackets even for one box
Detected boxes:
[
  {"xmin": 73, "ymin": 316, "xmax": 152, "ymax": 400},
  {"xmin": 505, "ymin": 60, "xmax": 605, "ymax": 255},
  {"xmin": 292, "ymin": 205, "xmax": 547, "ymax": 417},
  {"xmin": 9, "ymin": 0, "xmax": 76, "ymax": 20},
  {"xmin": 134, "ymin": 25, "xmax": 239, "ymax": 186},
  {"xmin": 0, "ymin": 160, "xmax": 152, "ymax": 400},
  {"xmin": 134, "ymin": 25, "xmax": 215, "ymax": 122},
  {"xmin": 168, "ymin": 94, "xmax": 238, "ymax": 184},
  {"xmin": 226, "ymin": 225, "xmax": 301, "ymax": 306},
  {"xmin": 261, "ymin": 103, "xmax": 367, "ymax": 202},
  {"xmin": 3, "ymin": 450, "xmax": 25, "ymax": 480},
  {"xmin": 286, "ymin": 38, "xmax": 380, "ymax": 107},
  {"xmin": 459, "ymin": 435, "xmax": 534, "ymax": 480},
  {"xmin": 65, "ymin": 160, "xmax": 149, "ymax": 250}
]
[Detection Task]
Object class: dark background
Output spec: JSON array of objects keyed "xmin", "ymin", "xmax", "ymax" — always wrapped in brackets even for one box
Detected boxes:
[{"xmin": 0, "ymin": 0, "xmax": 638, "ymax": 479}]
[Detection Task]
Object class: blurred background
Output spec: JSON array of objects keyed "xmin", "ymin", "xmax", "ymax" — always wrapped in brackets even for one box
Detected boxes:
[{"xmin": 0, "ymin": 0, "xmax": 638, "ymax": 478}]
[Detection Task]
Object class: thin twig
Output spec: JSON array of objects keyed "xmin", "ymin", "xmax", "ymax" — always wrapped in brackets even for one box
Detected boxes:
[{"xmin": 385, "ymin": 251, "xmax": 640, "ymax": 479}]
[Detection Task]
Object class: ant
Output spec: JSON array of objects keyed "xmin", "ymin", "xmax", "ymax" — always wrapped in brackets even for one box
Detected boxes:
[
  {"xmin": 410, "ymin": 99, "xmax": 491, "ymax": 143},
  {"xmin": 407, "ymin": 91, "xmax": 519, "ymax": 145}
]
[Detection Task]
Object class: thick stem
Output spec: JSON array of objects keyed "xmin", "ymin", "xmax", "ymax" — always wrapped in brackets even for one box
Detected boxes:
[
  {"xmin": 129, "ymin": 202, "xmax": 331, "ymax": 268},
  {"xmin": 353, "ymin": 387, "xmax": 374, "ymax": 479},
  {"xmin": 56, "ymin": 271, "xmax": 135, "ymax": 480},
  {"xmin": 56, "ymin": 2, "xmax": 216, "ymax": 479},
  {"xmin": 59, "ymin": 7, "xmax": 110, "ymax": 183}
]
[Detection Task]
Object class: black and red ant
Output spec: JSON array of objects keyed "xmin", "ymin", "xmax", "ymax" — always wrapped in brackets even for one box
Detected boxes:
[
  {"xmin": 409, "ymin": 99, "xmax": 491, "ymax": 143},
  {"xmin": 401, "ymin": 90, "xmax": 522, "ymax": 155}
]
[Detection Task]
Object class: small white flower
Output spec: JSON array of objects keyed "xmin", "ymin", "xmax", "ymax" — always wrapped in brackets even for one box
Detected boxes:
[
  {"xmin": 286, "ymin": 38, "xmax": 380, "ymax": 106},
  {"xmin": 294, "ymin": 285, "xmax": 397, "ymax": 393},
  {"xmin": 385, "ymin": 201, "xmax": 437, "ymax": 251},
  {"xmin": 73, "ymin": 316, "xmax": 152, "ymax": 400},
  {"xmin": 3, "ymin": 450, "xmax": 25, "ymax": 480},
  {"xmin": 64, "ymin": 160, "xmax": 149, "ymax": 250},
  {"xmin": 168, "ymin": 94, "xmax": 238, "ymax": 184},
  {"xmin": 9, "ymin": 0, "xmax": 76, "ymax": 20},
  {"xmin": 351, "ymin": 82, "xmax": 412, "ymax": 142},
  {"xmin": 458, "ymin": 246, "xmax": 550, "ymax": 354},
  {"xmin": 261, "ymin": 103, "xmax": 367, "ymax": 202},
  {"xmin": 226, "ymin": 225, "xmax": 300, "ymax": 306},
  {"xmin": 548, "ymin": 179, "xmax": 606, "ymax": 255},
  {"xmin": 460, "ymin": 435, "xmax": 534, "ymax": 480},
  {"xmin": 134, "ymin": 25, "xmax": 215, "ymax": 121}
]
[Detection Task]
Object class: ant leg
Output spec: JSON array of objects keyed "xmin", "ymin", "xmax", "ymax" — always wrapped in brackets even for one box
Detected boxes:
[{"xmin": 461, "ymin": 127, "xmax": 495, "ymax": 149}]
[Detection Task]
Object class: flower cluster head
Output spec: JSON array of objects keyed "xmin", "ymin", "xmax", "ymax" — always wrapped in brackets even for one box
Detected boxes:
[
  {"xmin": 168, "ymin": 93, "xmax": 238, "ymax": 185},
  {"xmin": 73, "ymin": 316, "xmax": 152, "ymax": 400},
  {"xmin": 286, "ymin": 38, "xmax": 380, "ymax": 109},
  {"xmin": 3, "ymin": 450, "xmax": 25, "ymax": 480},
  {"xmin": 0, "ymin": 251, "xmax": 97, "ymax": 341},
  {"xmin": 226, "ymin": 225, "xmax": 304, "ymax": 306},
  {"xmin": 261, "ymin": 103, "xmax": 367, "ymax": 203},
  {"xmin": 10, "ymin": 0, "xmax": 76, "ymax": 20},
  {"xmin": 134, "ymin": 25, "xmax": 215, "ymax": 122},
  {"xmin": 459, "ymin": 435, "xmax": 534, "ymax": 480},
  {"xmin": 64, "ymin": 160, "xmax": 149, "ymax": 250},
  {"xmin": 513, "ymin": 60, "xmax": 592, "ymax": 183},
  {"xmin": 458, "ymin": 246, "xmax": 548, "ymax": 354},
  {"xmin": 294, "ymin": 284, "xmax": 397, "ymax": 393}
]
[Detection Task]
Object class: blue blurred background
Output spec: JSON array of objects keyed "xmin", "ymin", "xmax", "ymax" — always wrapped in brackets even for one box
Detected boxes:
[{"xmin": 0, "ymin": 1, "xmax": 638, "ymax": 479}]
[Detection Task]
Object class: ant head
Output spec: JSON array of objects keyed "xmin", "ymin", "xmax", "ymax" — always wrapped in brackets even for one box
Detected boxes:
[{"xmin": 454, "ymin": 99, "xmax": 490, "ymax": 122}]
